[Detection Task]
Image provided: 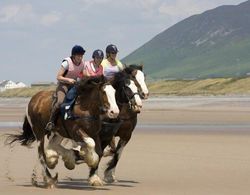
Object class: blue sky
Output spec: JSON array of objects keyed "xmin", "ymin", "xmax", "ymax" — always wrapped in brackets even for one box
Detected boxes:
[{"xmin": 0, "ymin": 0, "xmax": 246, "ymax": 84}]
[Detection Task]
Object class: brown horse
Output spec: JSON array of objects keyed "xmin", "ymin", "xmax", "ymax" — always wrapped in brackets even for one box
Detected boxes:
[
  {"xmin": 6, "ymin": 76, "xmax": 119, "ymax": 188},
  {"xmin": 103, "ymin": 65, "xmax": 149, "ymax": 183},
  {"xmin": 87, "ymin": 70, "xmax": 143, "ymax": 186}
]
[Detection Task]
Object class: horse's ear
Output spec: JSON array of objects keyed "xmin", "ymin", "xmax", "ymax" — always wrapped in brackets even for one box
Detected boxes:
[
  {"xmin": 89, "ymin": 76, "xmax": 101, "ymax": 85},
  {"xmin": 139, "ymin": 63, "xmax": 143, "ymax": 71},
  {"xmin": 90, "ymin": 81, "xmax": 98, "ymax": 86},
  {"xmin": 131, "ymin": 69, "xmax": 137, "ymax": 77},
  {"xmin": 124, "ymin": 65, "xmax": 133, "ymax": 74}
]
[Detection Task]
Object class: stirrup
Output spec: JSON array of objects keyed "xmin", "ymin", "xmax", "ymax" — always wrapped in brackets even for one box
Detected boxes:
[{"xmin": 45, "ymin": 122, "xmax": 55, "ymax": 131}]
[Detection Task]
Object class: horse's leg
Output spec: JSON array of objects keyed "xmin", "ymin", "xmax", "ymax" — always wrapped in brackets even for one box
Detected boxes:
[
  {"xmin": 104, "ymin": 138, "xmax": 128, "ymax": 183},
  {"xmin": 46, "ymin": 133, "xmax": 76, "ymax": 170},
  {"xmin": 35, "ymin": 138, "xmax": 58, "ymax": 188},
  {"xmin": 88, "ymin": 136, "xmax": 104, "ymax": 186},
  {"xmin": 76, "ymin": 129, "xmax": 99, "ymax": 168}
]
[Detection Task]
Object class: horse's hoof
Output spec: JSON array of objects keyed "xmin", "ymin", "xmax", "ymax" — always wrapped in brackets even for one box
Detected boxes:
[
  {"xmin": 104, "ymin": 171, "xmax": 117, "ymax": 183},
  {"xmin": 64, "ymin": 161, "xmax": 75, "ymax": 170},
  {"xmin": 46, "ymin": 159, "xmax": 58, "ymax": 169},
  {"xmin": 45, "ymin": 149, "xmax": 59, "ymax": 169},
  {"xmin": 104, "ymin": 177, "xmax": 117, "ymax": 183},
  {"xmin": 45, "ymin": 183, "xmax": 56, "ymax": 189},
  {"xmin": 88, "ymin": 174, "xmax": 104, "ymax": 186},
  {"xmin": 31, "ymin": 177, "xmax": 39, "ymax": 187}
]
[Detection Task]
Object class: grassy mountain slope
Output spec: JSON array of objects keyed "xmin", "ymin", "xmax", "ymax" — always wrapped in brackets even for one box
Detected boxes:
[{"xmin": 123, "ymin": 0, "xmax": 250, "ymax": 79}]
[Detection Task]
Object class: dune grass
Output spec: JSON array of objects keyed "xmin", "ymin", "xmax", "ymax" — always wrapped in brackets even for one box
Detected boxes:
[
  {"xmin": 0, "ymin": 86, "xmax": 56, "ymax": 97},
  {"xmin": 148, "ymin": 77, "xmax": 250, "ymax": 96},
  {"xmin": 1, "ymin": 77, "xmax": 250, "ymax": 97}
]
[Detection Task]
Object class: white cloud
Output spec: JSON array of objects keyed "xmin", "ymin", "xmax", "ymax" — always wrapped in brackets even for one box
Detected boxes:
[
  {"xmin": 0, "ymin": 4, "xmax": 35, "ymax": 23},
  {"xmin": 41, "ymin": 12, "xmax": 61, "ymax": 26}
]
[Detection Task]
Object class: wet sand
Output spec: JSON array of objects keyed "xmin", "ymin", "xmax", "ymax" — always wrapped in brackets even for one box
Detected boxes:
[{"xmin": 1, "ymin": 97, "xmax": 250, "ymax": 195}]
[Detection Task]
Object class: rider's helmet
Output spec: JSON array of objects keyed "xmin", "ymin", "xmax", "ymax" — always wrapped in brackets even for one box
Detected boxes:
[
  {"xmin": 71, "ymin": 45, "xmax": 85, "ymax": 56},
  {"xmin": 92, "ymin": 49, "xmax": 104, "ymax": 59},
  {"xmin": 106, "ymin": 44, "xmax": 118, "ymax": 54}
]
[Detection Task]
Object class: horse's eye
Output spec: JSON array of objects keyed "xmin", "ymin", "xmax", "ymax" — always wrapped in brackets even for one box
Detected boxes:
[{"xmin": 127, "ymin": 90, "xmax": 133, "ymax": 97}]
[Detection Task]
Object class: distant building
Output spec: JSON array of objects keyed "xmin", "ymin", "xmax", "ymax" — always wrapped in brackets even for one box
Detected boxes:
[{"xmin": 0, "ymin": 80, "xmax": 27, "ymax": 92}]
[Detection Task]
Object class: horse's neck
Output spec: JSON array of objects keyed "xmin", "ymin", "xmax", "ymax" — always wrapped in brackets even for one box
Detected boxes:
[
  {"xmin": 76, "ymin": 89, "xmax": 100, "ymax": 111},
  {"xmin": 116, "ymin": 86, "xmax": 127, "ymax": 104},
  {"xmin": 119, "ymin": 104, "xmax": 136, "ymax": 118}
]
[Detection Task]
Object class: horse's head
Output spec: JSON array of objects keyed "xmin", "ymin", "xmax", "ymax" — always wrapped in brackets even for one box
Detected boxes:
[
  {"xmin": 124, "ymin": 64, "xmax": 149, "ymax": 99},
  {"xmin": 76, "ymin": 76, "xmax": 119, "ymax": 119},
  {"xmin": 113, "ymin": 72, "xmax": 142, "ymax": 113}
]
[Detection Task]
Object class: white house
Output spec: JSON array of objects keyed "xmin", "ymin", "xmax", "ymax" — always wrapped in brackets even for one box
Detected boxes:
[{"xmin": 0, "ymin": 80, "xmax": 27, "ymax": 92}]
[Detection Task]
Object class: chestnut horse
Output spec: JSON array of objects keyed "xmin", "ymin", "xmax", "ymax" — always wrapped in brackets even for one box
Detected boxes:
[
  {"xmin": 6, "ymin": 76, "xmax": 119, "ymax": 188},
  {"xmin": 87, "ymin": 70, "xmax": 143, "ymax": 186},
  {"xmin": 103, "ymin": 65, "xmax": 149, "ymax": 183}
]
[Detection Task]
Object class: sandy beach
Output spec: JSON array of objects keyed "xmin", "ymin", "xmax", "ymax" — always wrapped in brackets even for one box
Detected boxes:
[{"xmin": 1, "ymin": 96, "xmax": 250, "ymax": 195}]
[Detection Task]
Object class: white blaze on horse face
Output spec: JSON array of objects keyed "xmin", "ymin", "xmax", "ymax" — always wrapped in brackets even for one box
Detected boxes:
[
  {"xmin": 103, "ymin": 85, "xmax": 119, "ymax": 118},
  {"xmin": 135, "ymin": 70, "xmax": 149, "ymax": 98},
  {"xmin": 128, "ymin": 80, "xmax": 142, "ymax": 107}
]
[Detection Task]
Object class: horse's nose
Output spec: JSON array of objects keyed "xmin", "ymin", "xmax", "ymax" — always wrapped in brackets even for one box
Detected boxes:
[
  {"xmin": 134, "ymin": 105, "xmax": 142, "ymax": 113},
  {"xmin": 108, "ymin": 108, "xmax": 119, "ymax": 118},
  {"xmin": 142, "ymin": 92, "xmax": 149, "ymax": 99}
]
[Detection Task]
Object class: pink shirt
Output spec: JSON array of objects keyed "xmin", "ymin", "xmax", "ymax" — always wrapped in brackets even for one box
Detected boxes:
[
  {"xmin": 83, "ymin": 60, "xmax": 103, "ymax": 77},
  {"xmin": 62, "ymin": 57, "xmax": 85, "ymax": 80}
]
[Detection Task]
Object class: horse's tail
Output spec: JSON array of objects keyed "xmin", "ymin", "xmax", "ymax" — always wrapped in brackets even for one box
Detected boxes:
[{"xmin": 5, "ymin": 115, "xmax": 36, "ymax": 147}]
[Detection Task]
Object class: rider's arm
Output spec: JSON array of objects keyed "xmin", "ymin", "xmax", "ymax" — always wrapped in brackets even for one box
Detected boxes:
[{"xmin": 57, "ymin": 66, "xmax": 76, "ymax": 85}]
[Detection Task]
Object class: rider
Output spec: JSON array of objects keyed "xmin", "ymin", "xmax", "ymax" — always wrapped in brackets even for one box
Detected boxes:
[
  {"xmin": 102, "ymin": 44, "xmax": 124, "ymax": 155},
  {"xmin": 62, "ymin": 49, "xmax": 104, "ymax": 120},
  {"xmin": 102, "ymin": 44, "xmax": 124, "ymax": 80},
  {"xmin": 45, "ymin": 45, "xmax": 86, "ymax": 131},
  {"xmin": 83, "ymin": 49, "xmax": 104, "ymax": 76}
]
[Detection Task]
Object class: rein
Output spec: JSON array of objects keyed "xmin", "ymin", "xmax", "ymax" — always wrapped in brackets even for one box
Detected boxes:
[{"xmin": 121, "ymin": 86, "xmax": 140, "ymax": 109}]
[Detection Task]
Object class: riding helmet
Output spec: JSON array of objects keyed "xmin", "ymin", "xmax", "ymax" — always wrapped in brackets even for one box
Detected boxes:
[
  {"xmin": 106, "ymin": 44, "xmax": 118, "ymax": 54},
  {"xmin": 92, "ymin": 49, "xmax": 104, "ymax": 59},
  {"xmin": 71, "ymin": 45, "xmax": 86, "ymax": 56}
]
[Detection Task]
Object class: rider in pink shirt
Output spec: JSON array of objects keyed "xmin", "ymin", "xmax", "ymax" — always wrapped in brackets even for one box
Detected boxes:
[
  {"xmin": 62, "ymin": 49, "xmax": 104, "ymax": 120},
  {"xmin": 83, "ymin": 49, "xmax": 104, "ymax": 77},
  {"xmin": 45, "ymin": 45, "xmax": 85, "ymax": 131}
]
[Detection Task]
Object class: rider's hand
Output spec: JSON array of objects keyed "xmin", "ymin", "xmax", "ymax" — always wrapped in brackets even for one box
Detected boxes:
[{"xmin": 68, "ymin": 78, "xmax": 76, "ymax": 84}]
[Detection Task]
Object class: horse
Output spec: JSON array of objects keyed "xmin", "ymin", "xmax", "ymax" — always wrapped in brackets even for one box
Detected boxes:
[
  {"xmin": 87, "ymin": 71, "xmax": 143, "ymax": 186},
  {"xmin": 5, "ymin": 76, "xmax": 120, "ymax": 188},
  {"xmin": 103, "ymin": 65, "xmax": 149, "ymax": 183}
]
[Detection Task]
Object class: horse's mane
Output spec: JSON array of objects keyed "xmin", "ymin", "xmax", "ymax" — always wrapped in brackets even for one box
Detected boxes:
[
  {"xmin": 124, "ymin": 64, "xmax": 143, "ymax": 74},
  {"xmin": 113, "ymin": 71, "xmax": 130, "ymax": 89},
  {"xmin": 76, "ymin": 75, "xmax": 106, "ymax": 95}
]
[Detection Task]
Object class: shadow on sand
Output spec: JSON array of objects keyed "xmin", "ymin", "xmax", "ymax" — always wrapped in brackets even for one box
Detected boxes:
[{"xmin": 19, "ymin": 178, "xmax": 139, "ymax": 190}]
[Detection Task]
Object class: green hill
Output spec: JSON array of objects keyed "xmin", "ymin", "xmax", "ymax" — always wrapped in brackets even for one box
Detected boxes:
[{"xmin": 123, "ymin": 0, "xmax": 250, "ymax": 79}]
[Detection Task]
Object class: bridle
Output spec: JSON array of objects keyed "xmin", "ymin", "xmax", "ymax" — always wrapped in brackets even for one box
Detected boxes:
[
  {"xmin": 120, "ymin": 82, "xmax": 140, "ymax": 110},
  {"xmin": 128, "ymin": 70, "xmax": 146, "ymax": 99}
]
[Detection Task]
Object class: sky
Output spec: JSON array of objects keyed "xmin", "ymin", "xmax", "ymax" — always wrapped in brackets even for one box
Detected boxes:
[{"xmin": 0, "ymin": 0, "xmax": 246, "ymax": 84}]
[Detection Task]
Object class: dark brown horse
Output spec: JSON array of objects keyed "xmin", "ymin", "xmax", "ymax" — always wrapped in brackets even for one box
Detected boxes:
[
  {"xmin": 6, "ymin": 76, "xmax": 119, "ymax": 188},
  {"xmin": 124, "ymin": 64, "xmax": 149, "ymax": 99},
  {"xmin": 103, "ymin": 65, "xmax": 149, "ymax": 183},
  {"xmin": 87, "ymin": 70, "xmax": 143, "ymax": 186}
]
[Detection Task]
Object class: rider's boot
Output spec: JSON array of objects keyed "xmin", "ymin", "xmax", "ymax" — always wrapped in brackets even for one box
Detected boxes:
[{"xmin": 45, "ymin": 106, "xmax": 59, "ymax": 131}]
